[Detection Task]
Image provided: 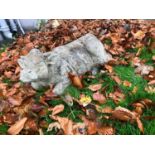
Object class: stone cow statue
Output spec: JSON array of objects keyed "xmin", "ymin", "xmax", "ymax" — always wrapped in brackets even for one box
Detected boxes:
[{"xmin": 18, "ymin": 33, "xmax": 112, "ymax": 95}]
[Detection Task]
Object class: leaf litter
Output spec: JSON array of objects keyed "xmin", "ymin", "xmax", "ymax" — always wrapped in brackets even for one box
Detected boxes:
[{"xmin": 0, "ymin": 19, "xmax": 155, "ymax": 135}]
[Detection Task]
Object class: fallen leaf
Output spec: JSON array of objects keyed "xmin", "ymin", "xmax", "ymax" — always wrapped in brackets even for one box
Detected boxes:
[
  {"xmin": 133, "ymin": 30, "xmax": 145, "ymax": 40},
  {"xmin": 148, "ymin": 80, "xmax": 155, "ymax": 85},
  {"xmin": 97, "ymin": 126, "xmax": 115, "ymax": 135},
  {"xmin": 135, "ymin": 64, "xmax": 154, "ymax": 75},
  {"xmin": 136, "ymin": 117, "xmax": 144, "ymax": 133},
  {"xmin": 7, "ymin": 117, "xmax": 27, "ymax": 135},
  {"xmin": 52, "ymin": 104, "xmax": 64, "ymax": 116},
  {"xmin": 105, "ymin": 64, "xmax": 113, "ymax": 73},
  {"xmin": 88, "ymin": 84, "xmax": 102, "ymax": 91},
  {"xmin": 92, "ymin": 91, "xmax": 106, "ymax": 104},
  {"xmin": 152, "ymin": 55, "xmax": 155, "ymax": 61},
  {"xmin": 24, "ymin": 119, "xmax": 38, "ymax": 131},
  {"xmin": 112, "ymin": 76, "xmax": 121, "ymax": 84},
  {"xmin": 51, "ymin": 20, "xmax": 60, "ymax": 28},
  {"xmin": 112, "ymin": 106, "xmax": 137, "ymax": 121},
  {"xmin": 4, "ymin": 71, "xmax": 13, "ymax": 78},
  {"xmin": 73, "ymin": 123, "xmax": 87, "ymax": 135},
  {"xmin": 47, "ymin": 122, "xmax": 61, "ymax": 132},
  {"xmin": 96, "ymin": 105, "xmax": 113, "ymax": 114},
  {"xmin": 123, "ymin": 80, "xmax": 132, "ymax": 87},
  {"xmin": 69, "ymin": 74, "xmax": 83, "ymax": 88},
  {"xmin": 145, "ymin": 86, "xmax": 155, "ymax": 94},
  {"xmin": 8, "ymin": 96, "xmax": 23, "ymax": 106},
  {"xmin": 53, "ymin": 116, "xmax": 73, "ymax": 135},
  {"xmin": 81, "ymin": 116, "xmax": 97, "ymax": 135}
]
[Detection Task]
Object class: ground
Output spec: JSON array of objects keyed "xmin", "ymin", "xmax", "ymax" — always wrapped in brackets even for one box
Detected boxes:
[{"xmin": 0, "ymin": 19, "xmax": 155, "ymax": 135}]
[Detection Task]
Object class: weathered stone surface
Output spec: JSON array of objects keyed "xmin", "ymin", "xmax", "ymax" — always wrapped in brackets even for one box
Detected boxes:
[{"xmin": 18, "ymin": 33, "xmax": 112, "ymax": 95}]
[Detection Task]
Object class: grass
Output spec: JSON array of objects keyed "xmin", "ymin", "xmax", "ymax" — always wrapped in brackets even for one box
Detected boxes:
[
  {"xmin": 139, "ymin": 47, "xmax": 155, "ymax": 65},
  {"xmin": 0, "ymin": 124, "xmax": 9, "ymax": 134}
]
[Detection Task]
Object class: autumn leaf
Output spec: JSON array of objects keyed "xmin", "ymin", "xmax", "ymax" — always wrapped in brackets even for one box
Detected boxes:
[
  {"xmin": 112, "ymin": 106, "xmax": 137, "ymax": 122},
  {"xmin": 105, "ymin": 64, "xmax": 113, "ymax": 73},
  {"xmin": 148, "ymin": 80, "xmax": 155, "ymax": 85},
  {"xmin": 132, "ymin": 30, "xmax": 145, "ymax": 40},
  {"xmin": 51, "ymin": 104, "xmax": 64, "ymax": 116},
  {"xmin": 123, "ymin": 80, "xmax": 132, "ymax": 87},
  {"xmin": 96, "ymin": 105, "xmax": 113, "ymax": 114},
  {"xmin": 80, "ymin": 116, "xmax": 97, "ymax": 135},
  {"xmin": 47, "ymin": 122, "xmax": 61, "ymax": 132},
  {"xmin": 111, "ymin": 76, "xmax": 121, "ymax": 84},
  {"xmin": 88, "ymin": 84, "xmax": 102, "ymax": 91},
  {"xmin": 7, "ymin": 117, "xmax": 27, "ymax": 135},
  {"xmin": 97, "ymin": 126, "xmax": 115, "ymax": 135},
  {"xmin": 73, "ymin": 123, "xmax": 87, "ymax": 135},
  {"xmin": 69, "ymin": 74, "xmax": 83, "ymax": 88},
  {"xmin": 92, "ymin": 91, "xmax": 106, "ymax": 104},
  {"xmin": 136, "ymin": 117, "xmax": 144, "ymax": 133},
  {"xmin": 8, "ymin": 96, "xmax": 23, "ymax": 106},
  {"xmin": 53, "ymin": 116, "xmax": 73, "ymax": 135}
]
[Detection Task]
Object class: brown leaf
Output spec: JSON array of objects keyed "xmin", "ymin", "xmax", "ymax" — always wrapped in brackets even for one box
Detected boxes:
[
  {"xmin": 8, "ymin": 96, "xmax": 23, "ymax": 106},
  {"xmin": 47, "ymin": 122, "xmax": 61, "ymax": 132},
  {"xmin": 69, "ymin": 74, "xmax": 83, "ymax": 88},
  {"xmin": 51, "ymin": 104, "xmax": 64, "ymax": 116},
  {"xmin": 148, "ymin": 80, "xmax": 155, "ymax": 85},
  {"xmin": 97, "ymin": 126, "xmax": 115, "ymax": 135},
  {"xmin": 136, "ymin": 117, "xmax": 144, "ymax": 133},
  {"xmin": 132, "ymin": 30, "xmax": 145, "ymax": 40},
  {"xmin": 4, "ymin": 71, "xmax": 13, "ymax": 78},
  {"xmin": 123, "ymin": 80, "xmax": 132, "ymax": 87},
  {"xmin": 105, "ymin": 64, "xmax": 113, "ymax": 73},
  {"xmin": 112, "ymin": 106, "xmax": 137, "ymax": 121},
  {"xmin": 73, "ymin": 123, "xmax": 87, "ymax": 135},
  {"xmin": 24, "ymin": 119, "xmax": 38, "ymax": 131},
  {"xmin": 80, "ymin": 116, "xmax": 97, "ymax": 135},
  {"xmin": 96, "ymin": 105, "xmax": 113, "ymax": 114},
  {"xmin": 54, "ymin": 116, "xmax": 73, "ymax": 135},
  {"xmin": 88, "ymin": 84, "xmax": 102, "ymax": 91},
  {"xmin": 8, "ymin": 117, "xmax": 27, "ymax": 135},
  {"xmin": 112, "ymin": 76, "xmax": 121, "ymax": 84},
  {"xmin": 92, "ymin": 91, "xmax": 106, "ymax": 104}
]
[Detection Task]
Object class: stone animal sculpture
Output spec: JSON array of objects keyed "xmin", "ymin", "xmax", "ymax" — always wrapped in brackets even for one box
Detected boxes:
[{"xmin": 18, "ymin": 33, "xmax": 112, "ymax": 95}]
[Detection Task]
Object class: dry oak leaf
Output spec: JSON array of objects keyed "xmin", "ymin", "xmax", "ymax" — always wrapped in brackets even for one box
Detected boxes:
[
  {"xmin": 7, "ymin": 117, "xmax": 27, "ymax": 135},
  {"xmin": 111, "ymin": 76, "xmax": 121, "ymax": 84},
  {"xmin": 69, "ymin": 74, "xmax": 83, "ymax": 89},
  {"xmin": 148, "ymin": 80, "xmax": 155, "ymax": 85},
  {"xmin": 92, "ymin": 91, "xmax": 106, "ymax": 104},
  {"xmin": 47, "ymin": 122, "xmax": 61, "ymax": 132},
  {"xmin": 132, "ymin": 30, "xmax": 145, "ymax": 40},
  {"xmin": 136, "ymin": 117, "xmax": 144, "ymax": 134},
  {"xmin": 96, "ymin": 105, "xmax": 113, "ymax": 114},
  {"xmin": 8, "ymin": 96, "xmax": 23, "ymax": 106},
  {"xmin": 112, "ymin": 106, "xmax": 137, "ymax": 122},
  {"xmin": 88, "ymin": 84, "xmax": 102, "ymax": 91},
  {"xmin": 97, "ymin": 126, "xmax": 115, "ymax": 135},
  {"xmin": 123, "ymin": 80, "xmax": 132, "ymax": 87},
  {"xmin": 135, "ymin": 64, "xmax": 154, "ymax": 75},
  {"xmin": 80, "ymin": 116, "xmax": 97, "ymax": 135},
  {"xmin": 53, "ymin": 116, "xmax": 74, "ymax": 135},
  {"xmin": 51, "ymin": 104, "xmax": 64, "ymax": 116},
  {"xmin": 73, "ymin": 123, "xmax": 87, "ymax": 135},
  {"xmin": 104, "ymin": 64, "xmax": 113, "ymax": 73}
]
